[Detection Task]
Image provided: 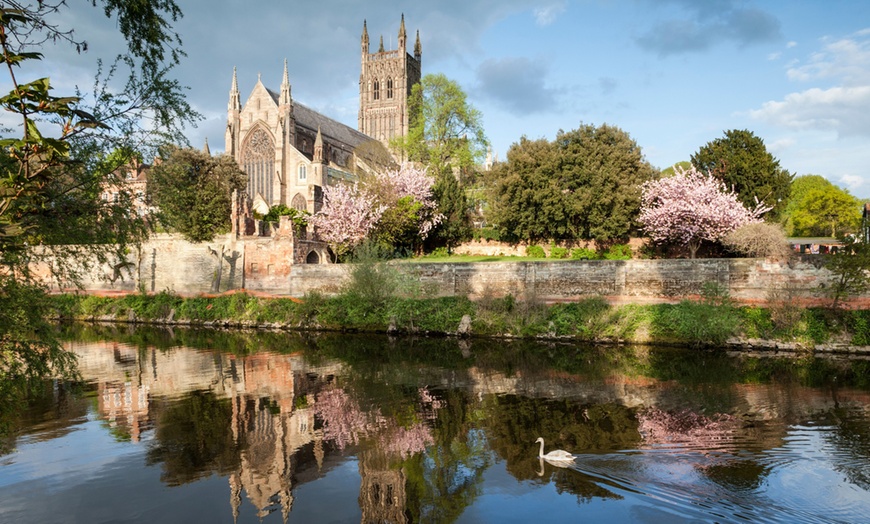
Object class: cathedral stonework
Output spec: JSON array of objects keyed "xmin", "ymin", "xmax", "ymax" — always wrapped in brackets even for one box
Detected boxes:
[
  {"xmin": 225, "ymin": 16, "xmax": 420, "ymax": 231},
  {"xmin": 358, "ymin": 15, "xmax": 422, "ymax": 147}
]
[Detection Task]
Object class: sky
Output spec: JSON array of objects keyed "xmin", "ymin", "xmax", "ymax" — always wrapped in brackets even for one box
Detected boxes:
[{"xmin": 13, "ymin": 0, "xmax": 870, "ymax": 199}]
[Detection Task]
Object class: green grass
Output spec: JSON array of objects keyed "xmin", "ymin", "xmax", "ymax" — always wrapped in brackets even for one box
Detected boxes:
[{"xmin": 48, "ymin": 290, "xmax": 869, "ymax": 349}]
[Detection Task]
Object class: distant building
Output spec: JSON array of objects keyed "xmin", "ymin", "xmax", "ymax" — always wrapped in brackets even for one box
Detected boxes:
[
  {"xmin": 101, "ymin": 159, "xmax": 152, "ymax": 218},
  {"xmin": 863, "ymin": 203, "xmax": 870, "ymax": 243}
]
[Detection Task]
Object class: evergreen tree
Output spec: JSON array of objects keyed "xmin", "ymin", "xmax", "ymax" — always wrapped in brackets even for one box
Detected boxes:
[{"xmin": 691, "ymin": 129, "xmax": 792, "ymax": 220}]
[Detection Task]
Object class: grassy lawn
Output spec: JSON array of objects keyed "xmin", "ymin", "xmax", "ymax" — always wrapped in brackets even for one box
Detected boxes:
[{"xmin": 403, "ymin": 255, "xmax": 554, "ymax": 263}]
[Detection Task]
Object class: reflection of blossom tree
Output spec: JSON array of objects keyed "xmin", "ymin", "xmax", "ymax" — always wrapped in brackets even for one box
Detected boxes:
[
  {"xmin": 314, "ymin": 386, "xmax": 440, "ymax": 458},
  {"xmin": 380, "ymin": 423, "xmax": 434, "ymax": 459},
  {"xmin": 637, "ymin": 407, "xmax": 739, "ymax": 448},
  {"xmin": 313, "ymin": 387, "xmax": 373, "ymax": 450}
]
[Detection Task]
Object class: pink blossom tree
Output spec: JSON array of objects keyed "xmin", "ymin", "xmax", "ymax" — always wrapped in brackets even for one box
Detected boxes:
[
  {"xmin": 307, "ymin": 182, "xmax": 385, "ymax": 261},
  {"xmin": 310, "ymin": 163, "xmax": 442, "ymax": 258},
  {"xmin": 368, "ymin": 163, "xmax": 443, "ymax": 249},
  {"xmin": 638, "ymin": 166, "xmax": 771, "ymax": 258}
]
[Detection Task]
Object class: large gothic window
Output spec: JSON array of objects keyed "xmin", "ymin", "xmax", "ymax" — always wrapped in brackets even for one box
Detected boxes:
[
  {"xmin": 242, "ymin": 127, "xmax": 275, "ymax": 204},
  {"xmin": 291, "ymin": 193, "xmax": 307, "ymax": 212},
  {"xmin": 373, "ymin": 80, "xmax": 380, "ymax": 100},
  {"xmin": 386, "ymin": 78, "xmax": 393, "ymax": 99}
]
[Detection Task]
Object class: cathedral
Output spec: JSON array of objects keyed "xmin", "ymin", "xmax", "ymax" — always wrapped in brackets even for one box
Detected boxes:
[{"xmin": 224, "ymin": 16, "xmax": 421, "ymax": 217}]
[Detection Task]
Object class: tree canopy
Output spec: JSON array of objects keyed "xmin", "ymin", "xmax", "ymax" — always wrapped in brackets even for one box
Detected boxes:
[
  {"xmin": 148, "ymin": 148, "xmax": 246, "ymax": 243},
  {"xmin": 781, "ymin": 175, "xmax": 862, "ymax": 237},
  {"xmin": 690, "ymin": 129, "xmax": 792, "ymax": 220},
  {"xmin": 0, "ymin": 1, "xmax": 194, "ymax": 402},
  {"xmin": 309, "ymin": 163, "xmax": 441, "ymax": 260},
  {"xmin": 486, "ymin": 123, "xmax": 659, "ymax": 244},
  {"xmin": 639, "ymin": 166, "xmax": 769, "ymax": 258},
  {"xmin": 390, "ymin": 73, "xmax": 483, "ymax": 251}
]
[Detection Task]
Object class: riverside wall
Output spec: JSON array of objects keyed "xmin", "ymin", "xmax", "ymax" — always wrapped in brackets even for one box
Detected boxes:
[{"xmin": 37, "ymin": 233, "xmax": 853, "ymax": 303}]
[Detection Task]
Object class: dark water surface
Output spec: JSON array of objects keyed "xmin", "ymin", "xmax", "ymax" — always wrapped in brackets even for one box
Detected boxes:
[{"xmin": 2, "ymin": 326, "xmax": 870, "ymax": 523}]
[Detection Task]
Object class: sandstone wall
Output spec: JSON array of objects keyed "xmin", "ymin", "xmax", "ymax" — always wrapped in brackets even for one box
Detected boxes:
[{"xmin": 37, "ymin": 234, "xmax": 847, "ymax": 303}]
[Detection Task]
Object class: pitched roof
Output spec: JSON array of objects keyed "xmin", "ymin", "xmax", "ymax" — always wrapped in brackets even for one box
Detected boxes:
[{"xmin": 265, "ymin": 88, "xmax": 374, "ymax": 150}]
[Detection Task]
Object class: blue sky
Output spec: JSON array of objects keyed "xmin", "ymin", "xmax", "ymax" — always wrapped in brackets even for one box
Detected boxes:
[{"xmin": 15, "ymin": 0, "xmax": 870, "ymax": 199}]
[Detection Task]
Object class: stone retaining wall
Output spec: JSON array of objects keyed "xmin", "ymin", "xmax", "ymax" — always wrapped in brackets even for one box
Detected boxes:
[{"xmin": 35, "ymin": 234, "xmax": 854, "ymax": 303}]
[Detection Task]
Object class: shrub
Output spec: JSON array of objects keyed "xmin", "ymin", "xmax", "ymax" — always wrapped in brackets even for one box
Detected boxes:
[
  {"xmin": 526, "ymin": 245, "xmax": 545, "ymax": 258},
  {"xmin": 722, "ymin": 222, "xmax": 791, "ymax": 259},
  {"xmin": 570, "ymin": 247, "xmax": 598, "ymax": 260},
  {"xmin": 603, "ymin": 244, "xmax": 632, "ymax": 260},
  {"xmin": 550, "ymin": 246, "xmax": 568, "ymax": 259}
]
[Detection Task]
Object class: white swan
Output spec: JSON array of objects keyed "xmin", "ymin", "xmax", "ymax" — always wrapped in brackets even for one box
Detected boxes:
[{"xmin": 535, "ymin": 437, "xmax": 574, "ymax": 462}]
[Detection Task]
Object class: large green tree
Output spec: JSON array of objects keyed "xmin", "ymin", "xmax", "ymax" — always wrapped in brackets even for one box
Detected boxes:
[
  {"xmin": 486, "ymin": 124, "xmax": 659, "ymax": 244},
  {"xmin": 0, "ymin": 2, "xmax": 195, "ymax": 405},
  {"xmin": 781, "ymin": 175, "xmax": 862, "ymax": 237},
  {"xmin": 690, "ymin": 129, "xmax": 792, "ymax": 220},
  {"xmin": 391, "ymin": 74, "xmax": 485, "ymax": 251},
  {"xmin": 148, "ymin": 148, "xmax": 246, "ymax": 243}
]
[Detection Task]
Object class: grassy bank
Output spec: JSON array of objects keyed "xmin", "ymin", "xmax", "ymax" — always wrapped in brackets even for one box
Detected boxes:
[{"xmin": 48, "ymin": 290, "xmax": 870, "ymax": 349}]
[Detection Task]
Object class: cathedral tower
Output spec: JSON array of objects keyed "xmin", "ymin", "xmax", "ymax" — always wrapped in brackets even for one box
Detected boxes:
[{"xmin": 358, "ymin": 14, "xmax": 421, "ymax": 147}]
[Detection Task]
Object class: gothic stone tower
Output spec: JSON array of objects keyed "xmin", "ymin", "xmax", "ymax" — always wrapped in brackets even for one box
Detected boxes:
[{"xmin": 358, "ymin": 15, "xmax": 422, "ymax": 147}]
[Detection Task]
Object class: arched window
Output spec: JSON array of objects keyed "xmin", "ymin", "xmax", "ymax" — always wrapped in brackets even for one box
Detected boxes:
[
  {"xmin": 373, "ymin": 80, "xmax": 380, "ymax": 100},
  {"xmin": 242, "ymin": 127, "xmax": 275, "ymax": 204},
  {"xmin": 386, "ymin": 78, "xmax": 393, "ymax": 99},
  {"xmin": 298, "ymin": 164, "xmax": 307, "ymax": 181},
  {"xmin": 291, "ymin": 193, "xmax": 307, "ymax": 212}
]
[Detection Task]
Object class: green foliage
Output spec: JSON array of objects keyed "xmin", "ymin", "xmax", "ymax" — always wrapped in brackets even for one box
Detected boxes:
[
  {"xmin": 526, "ymin": 245, "xmax": 545, "ymax": 258},
  {"xmin": 148, "ymin": 148, "xmax": 246, "ymax": 242},
  {"xmin": 392, "ymin": 73, "xmax": 487, "ymax": 179},
  {"xmin": 652, "ymin": 286, "xmax": 741, "ymax": 347},
  {"xmin": 690, "ymin": 129, "xmax": 792, "ymax": 220},
  {"xmin": 426, "ymin": 170, "xmax": 472, "ymax": 251},
  {"xmin": 262, "ymin": 204, "xmax": 308, "ymax": 227},
  {"xmin": 570, "ymin": 247, "xmax": 598, "ymax": 260},
  {"xmin": 550, "ymin": 245, "xmax": 569, "ymax": 259},
  {"xmin": 824, "ymin": 237, "xmax": 870, "ymax": 307},
  {"xmin": 472, "ymin": 227, "xmax": 500, "ymax": 242},
  {"xmin": 602, "ymin": 243, "xmax": 633, "ymax": 260},
  {"xmin": 782, "ymin": 175, "xmax": 862, "ymax": 237},
  {"xmin": 486, "ymin": 124, "xmax": 658, "ymax": 244}
]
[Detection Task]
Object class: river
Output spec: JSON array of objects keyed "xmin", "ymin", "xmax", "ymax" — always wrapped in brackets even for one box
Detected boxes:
[{"xmin": 1, "ymin": 325, "xmax": 869, "ymax": 523}]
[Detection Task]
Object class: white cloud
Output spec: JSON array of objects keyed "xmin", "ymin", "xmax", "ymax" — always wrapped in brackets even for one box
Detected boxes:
[
  {"xmin": 768, "ymin": 51, "xmax": 781, "ymax": 61},
  {"xmin": 533, "ymin": 2, "xmax": 566, "ymax": 27},
  {"xmin": 751, "ymin": 86, "xmax": 870, "ymax": 136},
  {"xmin": 787, "ymin": 41, "xmax": 798, "ymax": 48},
  {"xmin": 786, "ymin": 31, "xmax": 870, "ymax": 85},
  {"xmin": 839, "ymin": 174, "xmax": 865, "ymax": 193}
]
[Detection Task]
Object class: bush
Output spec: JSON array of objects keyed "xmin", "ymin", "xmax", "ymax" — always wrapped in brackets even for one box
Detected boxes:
[
  {"xmin": 570, "ymin": 247, "xmax": 598, "ymax": 260},
  {"xmin": 526, "ymin": 245, "xmax": 545, "ymax": 258},
  {"xmin": 602, "ymin": 244, "xmax": 632, "ymax": 260},
  {"xmin": 550, "ymin": 246, "xmax": 569, "ymax": 259},
  {"xmin": 722, "ymin": 222, "xmax": 791, "ymax": 259},
  {"xmin": 473, "ymin": 227, "xmax": 500, "ymax": 242}
]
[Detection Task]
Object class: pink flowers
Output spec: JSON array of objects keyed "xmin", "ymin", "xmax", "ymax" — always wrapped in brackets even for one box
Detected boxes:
[{"xmin": 639, "ymin": 166, "xmax": 771, "ymax": 257}]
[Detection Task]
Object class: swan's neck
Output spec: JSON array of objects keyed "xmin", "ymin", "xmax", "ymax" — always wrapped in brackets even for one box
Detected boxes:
[{"xmin": 538, "ymin": 439, "xmax": 545, "ymax": 458}]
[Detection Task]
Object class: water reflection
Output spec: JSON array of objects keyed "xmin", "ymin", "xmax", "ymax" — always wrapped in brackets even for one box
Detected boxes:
[{"xmin": 0, "ymin": 328, "xmax": 869, "ymax": 523}]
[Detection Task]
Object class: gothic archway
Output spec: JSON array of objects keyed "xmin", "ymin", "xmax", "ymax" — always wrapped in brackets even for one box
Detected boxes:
[
  {"xmin": 242, "ymin": 126, "xmax": 275, "ymax": 205},
  {"xmin": 306, "ymin": 251, "xmax": 320, "ymax": 264},
  {"xmin": 291, "ymin": 193, "xmax": 307, "ymax": 212}
]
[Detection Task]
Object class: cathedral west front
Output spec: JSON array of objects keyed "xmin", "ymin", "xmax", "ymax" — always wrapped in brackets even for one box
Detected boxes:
[{"xmin": 225, "ymin": 16, "xmax": 421, "ymax": 217}]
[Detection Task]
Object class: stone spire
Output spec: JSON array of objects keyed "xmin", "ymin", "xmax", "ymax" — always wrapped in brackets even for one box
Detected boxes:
[
  {"xmin": 398, "ymin": 13, "xmax": 406, "ymax": 49},
  {"xmin": 414, "ymin": 29, "xmax": 422, "ymax": 60},
  {"xmin": 361, "ymin": 20, "xmax": 369, "ymax": 53},
  {"xmin": 203, "ymin": 137, "xmax": 210, "ymax": 156},
  {"xmin": 378, "ymin": 35, "xmax": 384, "ymax": 53},
  {"xmin": 229, "ymin": 66, "xmax": 240, "ymax": 111},
  {"xmin": 280, "ymin": 58, "xmax": 291, "ymax": 105},
  {"xmin": 313, "ymin": 126, "xmax": 324, "ymax": 162}
]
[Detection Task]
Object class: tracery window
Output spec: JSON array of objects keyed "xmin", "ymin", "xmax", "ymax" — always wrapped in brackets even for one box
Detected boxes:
[
  {"xmin": 386, "ymin": 78, "xmax": 393, "ymax": 99},
  {"xmin": 242, "ymin": 127, "xmax": 275, "ymax": 204},
  {"xmin": 291, "ymin": 193, "xmax": 307, "ymax": 212},
  {"xmin": 373, "ymin": 80, "xmax": 380, "ymax": 100}
]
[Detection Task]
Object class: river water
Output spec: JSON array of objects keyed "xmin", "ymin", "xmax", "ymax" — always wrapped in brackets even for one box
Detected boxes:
[{"xmin": 1, "ymin": 326, "xmax": 869, "ymax": 523}]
